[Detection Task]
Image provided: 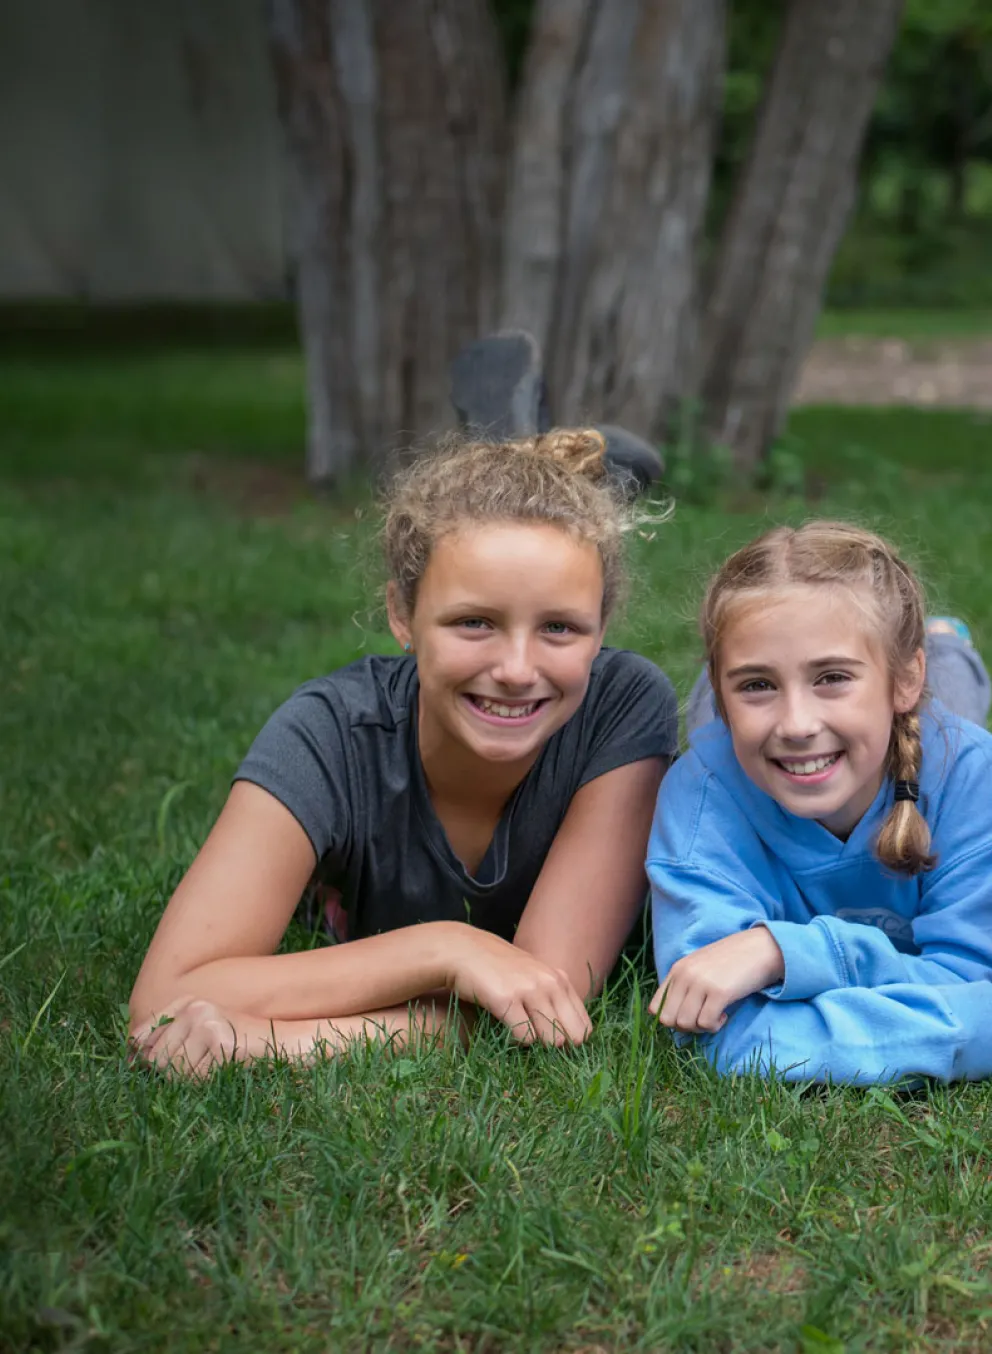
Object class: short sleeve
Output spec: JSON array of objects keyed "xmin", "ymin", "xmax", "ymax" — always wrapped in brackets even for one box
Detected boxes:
[
  {"xmin": 574, "ymin": 650, "xmax": 678, "ymax": 790},
  {"xmin": 234, "ymin": 681, "xmax": 354, "ymax": 861}
]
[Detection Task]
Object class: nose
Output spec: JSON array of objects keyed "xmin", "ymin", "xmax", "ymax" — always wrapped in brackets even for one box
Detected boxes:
[
  {"xmin": 776, "ymin": 686, "xmax": 822, "ymax": 742},
  {"xmin": 490, "ymin": 632, "xmax": 540, "ymax": 690}
]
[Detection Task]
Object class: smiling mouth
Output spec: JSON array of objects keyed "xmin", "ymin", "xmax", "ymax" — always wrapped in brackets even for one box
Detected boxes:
[
  {"xmin": 773, "ymin": 752, "xmax": 842, "ymax": 777},
  {"xmin": 466, "ymin": 695, "xmax": 549, "ymax": 721}
]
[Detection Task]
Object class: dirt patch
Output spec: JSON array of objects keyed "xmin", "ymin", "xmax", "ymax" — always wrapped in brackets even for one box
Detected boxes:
[
  {"xmin": 185, "ymin": 453, "xmax": 307, "ymax": 513},
  {"xmin": 795, "ymin": 336, "xmax": 992, "ymax": 409}
]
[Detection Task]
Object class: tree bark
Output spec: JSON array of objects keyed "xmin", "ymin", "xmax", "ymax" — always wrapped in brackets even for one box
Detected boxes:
[
  {"xmin": 266, "ymin": 0, "xmax": 505, "ymax": 484},
  {"xmin": 699, "ymin": 0, "xmax": 905, "ymax": 473},
  {"xmin": 498, "ymin": 0, "xmax": 592, "ymax": 357},
  {"xmin": 500, "ymin": 0, "xmax": 723, "ymax": 442}
]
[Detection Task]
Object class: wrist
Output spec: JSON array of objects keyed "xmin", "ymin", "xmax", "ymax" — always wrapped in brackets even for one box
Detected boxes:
[
  {"xmin": 754, "ymin": 925, "xmax": 785, "ymax": 986},
  {"xmin": 424, "ymin": 921, "xmax": 476, "ymax": 992},
  {"xmin": 242, "ymin": 1015, "xmax": 281, "ymax": 1061}
]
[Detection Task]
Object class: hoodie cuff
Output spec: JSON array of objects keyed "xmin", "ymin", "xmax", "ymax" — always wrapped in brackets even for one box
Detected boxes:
[{"xmin": 751, "ymin": 919, "xmax": 846, "ymax": 1001}]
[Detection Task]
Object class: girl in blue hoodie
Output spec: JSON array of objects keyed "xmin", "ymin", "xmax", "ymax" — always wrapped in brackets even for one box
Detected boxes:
[{"xmin": 647, "ymin": 520, "xmax": 992, "ymax": 1084}]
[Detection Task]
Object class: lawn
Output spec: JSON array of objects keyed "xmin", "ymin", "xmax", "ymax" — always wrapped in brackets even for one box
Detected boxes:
[{"xmin": 3, "ymin": 332, "xmax": 992, "ymax": 1352}]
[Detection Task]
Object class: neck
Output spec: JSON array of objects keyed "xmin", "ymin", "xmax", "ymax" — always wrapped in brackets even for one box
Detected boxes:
[{"xmin": 417, "ymin": 709, "xmax": 537, "ymax": 809}]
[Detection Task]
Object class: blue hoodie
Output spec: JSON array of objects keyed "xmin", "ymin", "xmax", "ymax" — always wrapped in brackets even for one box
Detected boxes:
[{"xmin": 647, "ymin": 703, "xmax": 992, "ymax": 1084}]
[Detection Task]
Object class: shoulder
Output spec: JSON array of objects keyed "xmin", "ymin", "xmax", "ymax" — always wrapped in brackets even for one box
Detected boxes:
[
  {"xmin": 238, "ymin": 654, "xmax": 416, "ymax": 787},
  {"xmin": 589, "ymin": 646, "xmax": 675, "ymax": 695},
  {"xmin": 586, "ymin": 647, "xmax": 677, "ymax": 723},
  {"xmin": 275, "ymin": 654, "xmax": 417, "ymax": 734},
  {"xmin": 235, "ymin": 654, "xmax": 416, "ymax": 858},
  {"xmin": 552, "ymin": 647, "xmax": 678, "ymax": 788},
  {"xmin": 922, "ymin": 702, "xmax": 992, "ymax": 834},
  {"xmin": 649, "ymin": 721, "xmax": 752, "ymax": 864}
]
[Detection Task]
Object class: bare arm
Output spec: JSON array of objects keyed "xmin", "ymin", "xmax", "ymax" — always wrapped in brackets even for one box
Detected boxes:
[
  {"xmin": 131, "ymin": 992, "xmax": 472, "ymax": 1079},
  {"xmin": 129, "ymin": 781, "xmax": 464, "ymax": 1024},
  {"xmin": 130, "ymin": 781, "xmax": 589, "ymax": 1061},
  {"xmin": 513, "ymin": 757, "xmax": 668, "ymax": 999}
]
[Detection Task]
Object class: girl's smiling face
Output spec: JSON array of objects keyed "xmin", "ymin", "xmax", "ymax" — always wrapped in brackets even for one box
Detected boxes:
[
  {"xmin": 388, "ymin": 522, "xmax": 606, "ymax": 775},
  {"xmin": 717, "ymin": 585, "xmax": 925, "ymax": 837}
]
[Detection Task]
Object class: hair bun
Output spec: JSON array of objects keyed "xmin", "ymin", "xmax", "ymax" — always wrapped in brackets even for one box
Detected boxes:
[{"xmin": 533, "ymin": 427, "xmax": 607, "ymax": 479}]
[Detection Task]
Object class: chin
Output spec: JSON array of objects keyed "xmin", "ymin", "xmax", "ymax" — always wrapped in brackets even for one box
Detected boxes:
[
  {"xmin": 780, "ymin": 797, "xmax": 835, "ymax": 820},
  {"xmin": 471, "ymin": 731, "xmax": 544, "ymax": 764}
]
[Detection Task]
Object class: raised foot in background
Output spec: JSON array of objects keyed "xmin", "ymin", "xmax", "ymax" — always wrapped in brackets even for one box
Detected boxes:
[{"xmin": 449, "ymin": 330, "xmax": 548, "ymax": 440}]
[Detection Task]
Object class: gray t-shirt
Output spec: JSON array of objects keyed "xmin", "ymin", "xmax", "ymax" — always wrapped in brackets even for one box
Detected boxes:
[{"xmin": 235, "ymin": 647, "xmax": 677, "ymax": 942}]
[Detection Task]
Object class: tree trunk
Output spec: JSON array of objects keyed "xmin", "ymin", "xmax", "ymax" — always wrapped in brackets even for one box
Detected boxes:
[
  {"xmin": 500, "ymin": 0, "xmax": 723, "ymax": 442},
  {"xmin": 266, "ymin": 0, "xmax": 505, "ymax": 484},
  {"xmin": 699, "ymin": 0, "xmax": 904, "ymax": 473}
]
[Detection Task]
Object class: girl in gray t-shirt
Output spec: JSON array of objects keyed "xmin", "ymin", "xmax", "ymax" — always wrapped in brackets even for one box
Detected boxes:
[{"xmin": 130, "ymin": 428, "xmax": 677, "ymax": 1076}]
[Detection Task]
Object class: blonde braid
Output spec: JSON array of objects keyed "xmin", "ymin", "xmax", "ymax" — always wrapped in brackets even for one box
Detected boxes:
[{"xmin": 875, "ymin": 709, "xmax": 935, "ymax": 875}]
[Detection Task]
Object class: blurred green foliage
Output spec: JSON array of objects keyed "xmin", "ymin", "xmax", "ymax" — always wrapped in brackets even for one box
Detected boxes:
[{"xmin": 490, "ymin": 0, "xmax": 992, "ymax": 308}]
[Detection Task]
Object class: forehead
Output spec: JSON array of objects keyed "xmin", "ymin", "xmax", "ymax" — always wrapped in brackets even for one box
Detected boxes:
[
  {"xmin": 421, "ymin": 521, "xmax": 603, "ymax": 601},
  {"xmin": 719, "ymin": 584, "xmax": 883, "ymax": 665}
]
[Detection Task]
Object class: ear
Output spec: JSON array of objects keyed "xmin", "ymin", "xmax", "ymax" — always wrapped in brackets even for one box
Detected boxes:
[
  {"xmin": 894, "ymin": 646, "xmax": 926, "ymax": 714},
  {"xmin": 386, "ymin": 581, "xmax": 413, "ymax": 652}
]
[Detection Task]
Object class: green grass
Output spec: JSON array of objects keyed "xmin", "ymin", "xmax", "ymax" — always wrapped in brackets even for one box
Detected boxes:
[
  {"xmin": 816, "ymin": 309, "xmax": 992, "ymax": 339},
  {"xmin": 826, "ymin": 220, "xmax": 992, "ymax": 311},
  {"xmin": 4, "ymin": 339, "xmax": 992, "ymax": 1352}
]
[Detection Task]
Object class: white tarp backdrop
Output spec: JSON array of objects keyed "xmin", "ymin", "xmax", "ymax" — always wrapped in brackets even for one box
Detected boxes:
[{"xmin": 0, "ymin": 0, "xmax": 287, "ymax": 298}]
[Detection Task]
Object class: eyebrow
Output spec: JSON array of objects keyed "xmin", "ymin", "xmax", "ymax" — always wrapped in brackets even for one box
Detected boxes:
[
  {"xmin": 439, "ymin": 603, "xmax": 598, "ymax": 626},
  {"xmin": 724, "ymin": 655, "xmax": 868, "ymax": 679}
]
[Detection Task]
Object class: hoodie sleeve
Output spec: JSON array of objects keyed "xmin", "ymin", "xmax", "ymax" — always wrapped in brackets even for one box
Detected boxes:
[
  {"xmin": 648, "ymin": 757, "xmax": 789, "ymax": 981},
  {"xmin": 649, "ymin": 830, "xmax": 992, "ymax": 1085},
  {"xmin": 760, "ymin": 846, "xmax": 992, "ymax": 1000},
  {"xmin": 690, "ymin": 981, "xmax": 992, "ymax": 1085}
]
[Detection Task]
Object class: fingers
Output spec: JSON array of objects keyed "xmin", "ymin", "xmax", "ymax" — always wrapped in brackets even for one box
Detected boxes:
[
  {"xmin": 130, "ymin": 994, "xmax": 197, "ymax": 1056},
  {"xmin": 504, "ymin": 971, "xmax": 591, "ymax": 1047},
  {"xmin": 655, "ymin": 980, "xmax": 709, "ymax": 1029},
  {"xmin": 651, "ymin": 976, "xmax": 715, "ymax": 1035},
  {"xmin": 141, "ymin": 1021, "xmax": 207, "ymax": 1077},
  {"xmin": 651, "ymin": 977, "xmax": 684, "ymax": 1029},
  {"xmin": 557, "ymin": 968, "xmax": 594, "ymax": 1042},
  {"xmin": 695, "ymin": 992, "xmax": 729, "ymax": 1034},
  {"xmin": 129, "ymin": 998, "xmax": 238, "ymax": 1079},
  {"xmin": 131, "ymin": 997, "xmax": 179, "ymax": 1049},
  {"xmin": 501, "ymin": 1001, "xmax": 537, "ymax": 1044},
  {"xmin": 520, "ymin": 970, "xmax": 590, "ymax": 1046},
  {"xmin": 519, "ymin": 1000, "xmax": 571, "ymax": 1047},
  {"xmin": 141, "ymin": 1021, "xmax": 196, "ymax": 1075}
]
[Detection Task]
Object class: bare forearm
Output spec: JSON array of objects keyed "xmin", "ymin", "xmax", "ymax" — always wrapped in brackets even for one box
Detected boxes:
[
  {"xmin": 131, "ymin": 922, "xmax": 468, "ymax": 1025},
  {"xmin": 130, "ymin": 994, "xmax": 471, "ymax": 1076},
  {"xmin": 267, "ymin": 996, "xmax": 472, "ymax": 1061}
]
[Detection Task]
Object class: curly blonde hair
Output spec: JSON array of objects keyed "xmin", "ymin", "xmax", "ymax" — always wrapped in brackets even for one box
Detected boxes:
[
  {"xmin": 383, "ymin": 428, "xmax": 633, "ymax": 622},
  {"xmin": 701, "ymin": 520, "xmax": 934, "ymax": 876}
]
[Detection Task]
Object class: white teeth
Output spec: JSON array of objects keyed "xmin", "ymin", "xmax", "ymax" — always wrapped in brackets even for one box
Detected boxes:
[
  {"xmin": 780, "ymin": 754, "xmax": 840, "ymax": 776},
  {"xmin": 474, "ymin": 698, "xmax": 538, "ymax": 719}
]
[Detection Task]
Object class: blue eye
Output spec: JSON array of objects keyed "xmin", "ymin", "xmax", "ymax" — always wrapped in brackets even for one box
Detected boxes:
[
  {"xmin": 543, "ymin": 621, "xmax": 573, "ymax": 636},
  {"xmin": 456, "ymin": 617, "xmax": 492, "ymax": 631}
]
